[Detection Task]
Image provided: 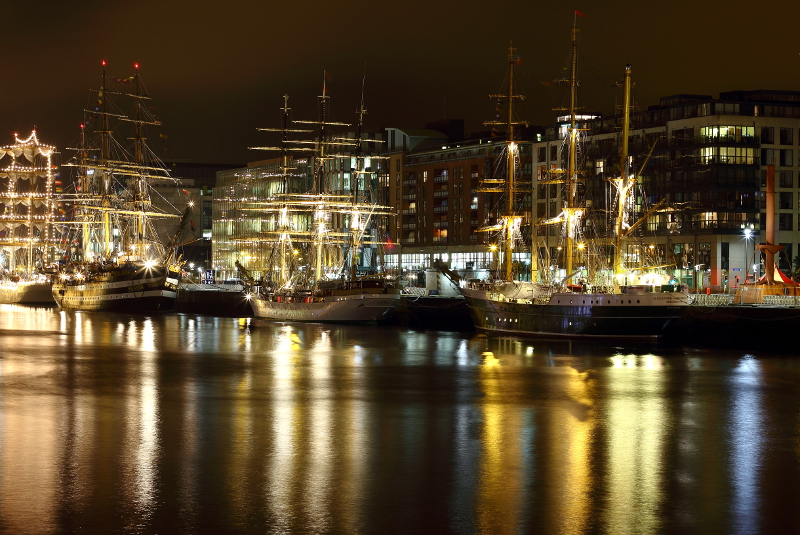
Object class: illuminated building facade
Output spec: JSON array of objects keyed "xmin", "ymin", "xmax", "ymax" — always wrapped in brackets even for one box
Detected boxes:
[
  {"xmin": 211, "ymin": 130, "xmax": 386, "ymax": 281},
  {"xmin": 384, "ymin": 125, "xmax": 534, "ymax": 277}
]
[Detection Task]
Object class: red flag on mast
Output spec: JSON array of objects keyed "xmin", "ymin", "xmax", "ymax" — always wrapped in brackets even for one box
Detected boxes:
[{"xmin": 575, "ymin": 9, "xmax": 584, "ymax": 17}]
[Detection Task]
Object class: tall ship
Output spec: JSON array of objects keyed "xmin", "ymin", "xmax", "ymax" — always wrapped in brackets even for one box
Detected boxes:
[
  {"xmin": 0, "ymin": 130, "xmax": 61, "ymax": 304},
  {"xmin": 52, "ymin": 61, "xmax": 187, "ymax": 311},
  {"xmin": 461, "ymin": 21, "xmax": 687, "ymax": 340},
  {"xmin": 243, "ymin": 80, "xmax": 400, "ymax": 323}
]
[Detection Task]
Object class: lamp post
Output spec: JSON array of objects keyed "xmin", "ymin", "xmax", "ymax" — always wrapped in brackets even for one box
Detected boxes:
[{"xmin": 744, "ymin": 227, "xmax": 753, "ymax": 283}]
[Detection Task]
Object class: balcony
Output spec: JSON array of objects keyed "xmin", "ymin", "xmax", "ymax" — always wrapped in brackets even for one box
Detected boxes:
[
  {"xmin": 434, "ymin": 174, "xmax": 449, "ymax": 183},
  {"xmin": 433, "ymin": 221, "xmax": 448, "ymax": 228},
  {"xmin": 433, "ymin": 205, "xmax": 449, "ymax": 213},
  {"xmin": 402, "ymin": 223, "xmax": 417, "ymax": 229},
  {"xmin": 660, "ymin": 155, "xmax": 760, "ymax": 169},
  {"xmin": 432, "ymin": 236, "xmax": 448, "ymax": 243},
  {"xmin": 670, "ymin": 135, "xmax": 760, "ymax": 148},
  {"xmin": 402, "ymin": 194, "xmax": 417, "ymax": 200},
  {"xmin": 433, "ymin": 190, "xmax": 448, "ymax": 198},
  {"xmin": 402, "ymin": 208, "xmax": 416, "ymax": 215},
  {"xmin": 400, "ymin": 238, "xmax": 416, "ymax": 245},
  {"xmin": 402, "ymin": 179, "xmax": 416, "ymax": 186}
]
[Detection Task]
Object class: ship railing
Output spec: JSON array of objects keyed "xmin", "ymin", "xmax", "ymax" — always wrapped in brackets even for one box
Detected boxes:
[
  {"xmin": 688, "ymin": 293, "xmax": 734, "ymax": 306},
  {"xmin": 763, "ymin": 294, "xmax": 800, "ymax": 307}
]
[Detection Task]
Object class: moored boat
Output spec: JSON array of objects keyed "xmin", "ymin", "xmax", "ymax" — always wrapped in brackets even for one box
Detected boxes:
[
  {"xmin": 241, "ymin": 81, "xmax": 399, "ymax": 324},
  {"xmin": 0, "ymin": 130, "xmax": 61, "ymax": 304},
  {"xmin": 51, "ymin": 61, "xmax": 187, "ymax": 311},
  {"xmin": 462, "ymin": 21, "xmax": 687, "ymax": 340}
]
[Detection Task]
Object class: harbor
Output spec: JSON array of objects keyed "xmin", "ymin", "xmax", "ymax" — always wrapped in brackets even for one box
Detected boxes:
[
  {"xmin": 2, "ymin": 3, "xmax": 800, "ymax": 533},
  {"xmin": 1, "ymin": 302, "xmax": 800, "ymax": 534}
]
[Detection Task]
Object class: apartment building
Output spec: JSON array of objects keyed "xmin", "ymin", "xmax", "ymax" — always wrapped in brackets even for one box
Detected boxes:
[
  {"xmin": 532, "ymin": 90, "xmax": 800, "ymax": 289},
  {"xmin": 384, "ymin": 124, "xmax": 534, "ymax": 276}
]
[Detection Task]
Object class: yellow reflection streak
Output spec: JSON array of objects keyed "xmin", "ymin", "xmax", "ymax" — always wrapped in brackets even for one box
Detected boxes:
[
  {"xmin": 549, "ymin": 366, "xmax": 595, "ymax": 535},
  {"xmin": 122, "ymin": 318, "xmax": 159, "ymax": 523},
  {"xmin": 604, "ymin": 354, "xmax": 666, "ymax": 534},
  {"xmin": 0, "ymin": 364, "xmax": 60, "ymax": 533},
  {"xmin": 476, "ymin": 352, "xmax": 523, "ymax": 534},
  {"xmin": 265, "ymin": 325, "xmax": 302, "ymax": 531},
  {"xmin": 303, "ymin": 329, "xmax": 334, "ymax": 532},
  {"xmin": 337, "ymin": 345, "xmax": 367, "ymax": 533}
]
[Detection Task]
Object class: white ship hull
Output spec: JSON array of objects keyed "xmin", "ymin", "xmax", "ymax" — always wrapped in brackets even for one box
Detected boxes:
[
  {"xmin": 0, "ymin": 281, "xmax": 55, "ymax": 304},
  {"xmin": 251, "ymin": 291, "xmax": 400, "ymax": 324}
]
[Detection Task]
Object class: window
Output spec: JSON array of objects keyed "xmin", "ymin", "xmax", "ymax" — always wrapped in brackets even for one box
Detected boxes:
[
  {"xmin": 700, "ymin": 125, "xmax": 755, "ymax": 141},
  {"xmin": 780, "ymin": 191, "xmax": 793, "ymax": 209},
  {"xmin": 779, "ymin": 213, "xmax": 793, "ymax": 231},
  {"xmin": 780, "ymin": 149, "xmax": 793, "ymax": 167},
  {"xmin": 762, "ymin": 127, "xmax": 775, "ymax": 144},
  {"xmin": 715, "ymin": 103, "xmax": 740, "ymax": 115},
  {"xmin": 549, "ymin": 145, "xmax": 558, "ymax": 161},
  {"xmin": 536, "ymin": 202, "xmax": 546, "ymax": 217},
  {"xmin": 780, "ymin": 128, "xmax": 794, "ymax": 145},
  {"xmin": 780, "ymin": 244, "xmax": 792, "ymax": 271},
  {"xmin": 779, "ymin": 170, "xmax": 794, "ymax": 188},
  {"xmin": 537, "ymin": 146, "xmax": 546, "ymax": 162},
  {"xmin": 761, "ymin": 148, "xmax": 775, "ymax": 165}
]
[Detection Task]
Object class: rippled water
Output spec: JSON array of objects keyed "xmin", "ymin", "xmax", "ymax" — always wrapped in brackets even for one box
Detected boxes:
[{"xmin": 1, "ymin": 304, "xmax": 799, "ymax": 534}]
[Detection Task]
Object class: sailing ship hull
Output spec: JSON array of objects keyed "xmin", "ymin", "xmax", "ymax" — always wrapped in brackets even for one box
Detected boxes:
[
  {"xmin": 52, "ymin": 265, "xmax": 179, "ymax": 312},
  {"xmin": 0, "ymin": 281, "xmax": 54, "ymax": 304},
  {"xmin": 462, "ymin": 288, "xmax": 687, "ymax": 340},
  {"xmin": 251, "ymin": 290, "xmax": 400, "ymax": 324}
]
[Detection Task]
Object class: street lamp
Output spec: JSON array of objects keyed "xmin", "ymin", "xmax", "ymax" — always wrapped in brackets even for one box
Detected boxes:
[{"xmin": 744, "ymin": 227, "xmax": 753, "ymax": 283}]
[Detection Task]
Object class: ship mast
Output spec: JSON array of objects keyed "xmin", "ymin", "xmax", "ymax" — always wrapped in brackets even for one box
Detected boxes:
[
  {"xmin": 564, "ymin": 20, "xmax": 581, "ymax": 279},
  {"xmin": 315, "ymin": 74, "xmax": 329, "ymax": 286},
  {"xmin": 349, "ymin": 103, "xmax": 368, "ymax": 281},
  {"xmin": 483, "ymin": 45, "xmax": 527, "ymax": 281},
  {"xmin": 100, "ymin": 60, "xmax": 112, "ymax": 258},
  {"xmin": 613, "ymin": 65, "xmax": 633, "ymax": 279}
]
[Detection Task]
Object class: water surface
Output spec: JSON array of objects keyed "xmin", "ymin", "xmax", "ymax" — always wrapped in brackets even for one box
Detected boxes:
[{"xmin": 1, "ymin": 304, "xmax": 799, "ymax": 534}]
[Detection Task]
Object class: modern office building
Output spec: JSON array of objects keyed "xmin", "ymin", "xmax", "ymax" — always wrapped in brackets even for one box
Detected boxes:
[
  {"xmin": 149, "ymin": 161, "xmax": 240, "ymax": 274},
  {"xmin": 211, "ymin": 131, "xmax": 385, "ymax": 281}
]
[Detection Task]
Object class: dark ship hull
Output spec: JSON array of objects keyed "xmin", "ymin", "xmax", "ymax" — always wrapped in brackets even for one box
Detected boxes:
[
  {"xmin": 52, "ymin": 263, "xmax": 179, "ymax": 312},
  {"xmin": 463, "ymin": 288, "xmax": 687, "ymax": 341}
]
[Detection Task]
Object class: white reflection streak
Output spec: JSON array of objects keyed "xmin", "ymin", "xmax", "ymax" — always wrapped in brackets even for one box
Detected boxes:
[
  {"xmin": 605, "ymin": 354, "xmax": 666, "ymax": 534},
  {"xmin": 266, "ymin": 327, "xmax": 298, "ymax": 531},
  {"xmin": 341, "ymin": 341, "xmax": 368, "ymax": 533},
  {"xmin": 74, "ymin": 312, "xmax": 83, "ymax": 343},
  {"xmin": 305, "ymin": 334, "xmax": 333, "ymax": 532},
  {"xmin": 729, "ymin": 356, "xmax": 763, "ymax": 535},
  {"xmin": 456, "ymin": 340, "xmax": 469, "ymax": 366},
  {"xmin": 130, "ymin": 319, "xmax": 159, "ymax": 519},
  {"xmin": 178, "ymin": 377, "xmax": 200, "ymax": 529}
]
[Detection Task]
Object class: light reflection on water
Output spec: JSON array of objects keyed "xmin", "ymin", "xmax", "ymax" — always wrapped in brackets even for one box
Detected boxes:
[{"xmin": 0, "ymin": 304, "xmax": 799, "ymax": 534}]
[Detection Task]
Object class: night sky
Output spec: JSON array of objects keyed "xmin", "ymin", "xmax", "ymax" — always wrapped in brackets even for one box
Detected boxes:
[{"xmin": 4, "ymin": 1, "xmax": 799, "ymax": 166}]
